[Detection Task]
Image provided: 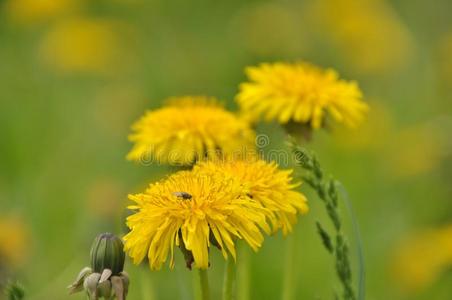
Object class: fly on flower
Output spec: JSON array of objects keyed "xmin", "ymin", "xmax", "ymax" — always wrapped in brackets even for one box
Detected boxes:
[{"xmin": 172, "ymin": 191, "xmax": 193, "ymax": 200}]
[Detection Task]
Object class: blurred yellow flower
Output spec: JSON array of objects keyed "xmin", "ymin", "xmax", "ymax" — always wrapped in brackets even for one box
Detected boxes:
[
  {"xmin": 236, "ymin": 62, "xmax": 368, "ymax": 129},
  {"xmin": 386, "ymin": 120, "xmax": 451, "ymax": 178},
  {"xmin": 127, "ymin": 96, "xmax": 256, "ymax": 166},
  {"xmin": 195, "ymin": 159, "xmax": 308, "ymax": 235},
  {"xmin": 5, "ymin": 0, "xmax": 78, "ymax": 25},
  {"xmin": 391, "ymin": 225, "xmax": 452, "ymax": 292},
  {"xmin": 0, "ymin": 216, "xmax": 29, "ymax": 269},
  {"xmin": 334, "ymin": 101, "xmax": 393, "ymax": 151},
  {"xmin": 39, "ymin": 18, "xmax": 127, "ymax": 74},
  {"xmin": 308, "ymin": 0, "xmax": 414, "ymax": 74},
  {"xmin": 230, "ymin": 3, "xmax": 306, "ymax": 57},
  {"xmin": 86, "ymin": 179, "xmax": 124, "ymax": 220},
  {"xmin": 437, "ymin": 33, "xmax": 452, "ymax": 87},
  {"xmin": 124, "ymin": 170, "xmax": 268, "ymax": 270}
]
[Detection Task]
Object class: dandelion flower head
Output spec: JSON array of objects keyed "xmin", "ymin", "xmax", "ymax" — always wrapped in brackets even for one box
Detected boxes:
[
  {"xmin": 39, "ymin": 18, "xmax": 134, "ymax": 75},
  {"xmin": 391, "ymin": 224, "xmax": 452, "ymax": 292},
  {"xmin": 236, "ymin": 62, "xmax": 369, "ymax": 129},
  {"xmin": 5, "ymin": 0, "xmax": 77, "ymax": 25},
  {"xmin": 195, "ymin": 158, "xmax": 308, "ymax": 235},
  {"xmin": 127, "ymin": 96, "xmax": 256, "ymax": 166},
  {"xmin": 124, "ymin": 170, "xmax": 268, "ymax": 270},
  {"xmin": 0, "ymin": 216, "xmax": 29, "ymax": 268}
]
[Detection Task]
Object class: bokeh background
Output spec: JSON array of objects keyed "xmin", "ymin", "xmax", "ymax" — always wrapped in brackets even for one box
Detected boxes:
[{"xmin": 1, "ymin": 0, "xmax": 452, "ymax": 299}]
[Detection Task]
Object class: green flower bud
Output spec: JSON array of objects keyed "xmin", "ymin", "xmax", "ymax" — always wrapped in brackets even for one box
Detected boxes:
[
  {"xmin": 90, "ymin": 233, "xmax": 125, "ymax": 275},
  {"xmin": 69, "ymin": 233, "xmax": 130, "ymax": 299}
]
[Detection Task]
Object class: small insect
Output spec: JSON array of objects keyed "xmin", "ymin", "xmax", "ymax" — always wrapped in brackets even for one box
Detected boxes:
[{"xmin": 172, "ymin": 191, "xmax": 192, "ymax": 200}]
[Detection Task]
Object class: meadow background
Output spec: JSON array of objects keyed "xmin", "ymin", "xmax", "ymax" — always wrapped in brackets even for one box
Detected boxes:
[{"xmin": 1, "ymin": 0, "xmax": 452, "ymax": 299}]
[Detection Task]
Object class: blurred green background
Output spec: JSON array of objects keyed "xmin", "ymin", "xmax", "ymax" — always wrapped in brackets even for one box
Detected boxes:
[{"xmin": 1, "ymin": 0, "xmax": 452, "ymax": 299}]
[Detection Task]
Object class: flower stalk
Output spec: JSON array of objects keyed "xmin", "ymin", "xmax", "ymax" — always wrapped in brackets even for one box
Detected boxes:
[
  {"xmin": 282, "ymin": 235, "xmax": 295, "ymax": 300},
  {"xmin": 222, "ymin": 259, "xmax": 235, "ymax": 300},
  {"xmin": 198, "ymin": 269, "xmax": 210, "ymax": 300},
  {"xmin": 237, "ymin": 246, "xmax": 250, "ymax": 300}
]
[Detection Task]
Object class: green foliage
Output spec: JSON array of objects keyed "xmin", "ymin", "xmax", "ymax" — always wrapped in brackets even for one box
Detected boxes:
[
  {"xmin": 290, "ymin": 139, "xmax": 356, "ymax": 300},
  {"xmin": 4, "ymin": 281, "xmax": 25, "ymax": 300},
  {"xmin": 316, "ymin": 222, "xmax": 333, "ymax": 254}
]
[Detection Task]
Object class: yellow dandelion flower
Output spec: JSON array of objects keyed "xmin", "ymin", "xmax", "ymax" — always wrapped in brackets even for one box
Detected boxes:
[
  {"xmin": 391, "ymin": 225, "xmax": 452, "ymax": 292},
  {"xmin": 39, "ymin": 17, "xmax": 128, "ymax": 74},
  {"xmin": 236, "ymin": 62, "xmax": 369, "ymax": 129},
  {"xmin": 123, "ymin": 170, "xmax": 268, "ymax": 270},
  {"xmin": 438, "ymin": 33, "xmax": 452, "ymax": 86},
  {"xmin": 385, "ymin": 121, "xmax": 449, "ymax": 178},
  {"xmin": 307, "ymin": 0, "xmax": 414, "ymax": 74},
  {"xmin": 5, "ymin": 0, "xmax": 78, "ymax": 25},
  {"xmin": 334, "ymin": 101, "xmax": 393, "ymax": 151},
  {"xmin": 195, "ymin": 159, "xmax": 308, "ymax": 235},
  {"xmin": 127, "ymin": 96, "xmax": 256, "ymax": 165}
]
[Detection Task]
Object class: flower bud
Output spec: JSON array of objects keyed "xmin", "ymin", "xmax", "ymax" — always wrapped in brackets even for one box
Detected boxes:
[
  {"xmin": 68, "ymin": 267, "xmax": 92, "ymax": 294},
  {"xmin": 90, "ymin": 233, "xmax": 125, "ymax": 275},
  {"xmin": 83, "ymin": 273, "xmax": 101, "ymax": 298}
]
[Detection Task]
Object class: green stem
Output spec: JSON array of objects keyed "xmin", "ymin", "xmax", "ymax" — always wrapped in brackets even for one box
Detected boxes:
[
  {"xmin": 222, "ymin": 259, "xmax": 235, "ymax": 300},
  {"xmin": 140, "ymin": 267, "xmax": 155, "ymax": 300},
  {"xmin": 282, "ymin": 234, "xmax": 296, "ymax": 300},
  {"xmin": 237, "ymin": 246, "xmax": 250, "ymax": 300},
  {"xmin": 198, "ymin": 269, "xmax": 211, "ymax": 300},
  {"xmin": 338, "ymin": 184, "xmax": 366, "ymax": 300}
]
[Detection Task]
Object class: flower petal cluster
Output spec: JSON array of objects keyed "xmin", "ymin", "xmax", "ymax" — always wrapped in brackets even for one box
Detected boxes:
[
  {"xmin": 127, "ymin": 96, "xmax": 256, "ymax": 166},
  {"xmin": 195, "ymin": 159, "xmax": 308, "ymax": 235},
  {"xmin": 236, "ymin": 62, "xmax": 368, "ymax": 129},
  {"xmin": 124, "ymin": 170, "xmax": 269, "ymax": 270}
]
